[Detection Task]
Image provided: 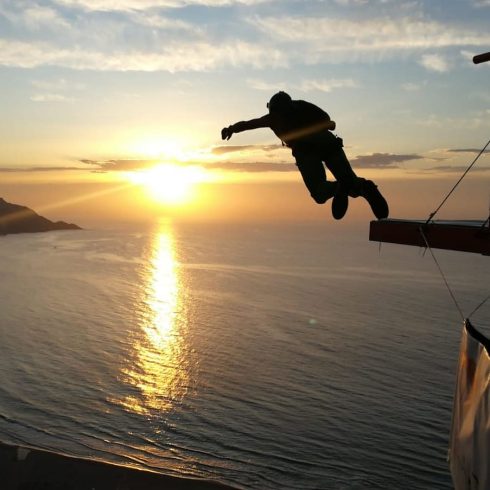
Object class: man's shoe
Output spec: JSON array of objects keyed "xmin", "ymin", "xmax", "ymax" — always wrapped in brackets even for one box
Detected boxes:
[
  {"xmin": 362, "ymin": 180, "xmax": 389, "ymax": 219},
  {"xmin": 332, "ymin": 187, "xmax": 349, "ymax": 220}
]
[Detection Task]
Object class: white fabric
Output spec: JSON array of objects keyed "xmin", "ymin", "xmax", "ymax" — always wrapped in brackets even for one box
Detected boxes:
[{"xmin": 449, "ymin": 320, "xmax": 490, "ymax": 490}]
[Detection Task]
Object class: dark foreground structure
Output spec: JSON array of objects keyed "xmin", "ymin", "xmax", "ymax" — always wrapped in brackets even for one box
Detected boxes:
[
  {"xmin": 0, "ymin": 442, "xmax": 235, "ymax": 490},
  {"xmin": 369, "ymin": 219, "xmax": 490, "ymax": 256}
]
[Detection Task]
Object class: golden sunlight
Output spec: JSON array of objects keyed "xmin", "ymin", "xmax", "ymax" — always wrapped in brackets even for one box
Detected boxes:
[
  {"xmin": 128, "ymin": 163, "xmax": 208, "ymax": 205},
  {"xmin": 115, "ymin": 223, "xmax": 191, "ymax": 414}
]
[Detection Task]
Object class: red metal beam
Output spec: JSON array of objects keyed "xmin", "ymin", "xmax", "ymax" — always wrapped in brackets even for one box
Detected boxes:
[{"xmin": 369, "ymin": 219, "xmax": 490, "ymax": 256}]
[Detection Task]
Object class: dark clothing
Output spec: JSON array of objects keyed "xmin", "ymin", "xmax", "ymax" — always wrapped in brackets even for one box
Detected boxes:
[
  {"xmin": 293, "ymin": 133, "xmax": 361, "ymax": 204},
  {"xmin": 228, "ymin": 99, "xmax": 362, "ymax": 204},
  {"xmin": 269, "ymin": 100, "xmax": 333, "ymax": 150},
  {"xmin": 223, "ymin": 94, "xmax": 389, "ymax": 219}
]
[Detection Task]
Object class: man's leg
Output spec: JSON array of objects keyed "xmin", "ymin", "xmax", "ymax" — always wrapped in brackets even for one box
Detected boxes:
[
  {"xmin": 294, "ymin": 152, "xmax": 337, "ymax": 204},
  {"xmin": 318, "ymin": 140, "xmax": 358, "ymax": 219},
  {"xmin": 323, "ymin": 138, "xmax": 362, "ymax": 197},
  {"xmin": 325, "ymin": 139, "xmax": 389, "ymax": 219}
]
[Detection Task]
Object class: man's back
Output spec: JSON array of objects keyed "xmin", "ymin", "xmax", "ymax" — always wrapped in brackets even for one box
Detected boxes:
[{"xmin": 269, "ymin": 100, "xmax": 332, "ymax": 148}]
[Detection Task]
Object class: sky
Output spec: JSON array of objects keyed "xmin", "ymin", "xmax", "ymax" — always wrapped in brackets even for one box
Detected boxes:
[{"xmin": 0, "ymin": 0, "xmax": 489, "ymax": 225}]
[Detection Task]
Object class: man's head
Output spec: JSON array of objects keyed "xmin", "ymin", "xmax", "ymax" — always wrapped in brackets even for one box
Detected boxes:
[{"xmin": 267, "ymin": 91, "xmax": 292, "ymax": 114}]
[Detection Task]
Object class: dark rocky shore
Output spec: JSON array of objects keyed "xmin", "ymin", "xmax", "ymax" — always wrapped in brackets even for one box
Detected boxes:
[
  {"xmin": 0, "ymin": 198, "xmax": 81, "ymax": 235},
  {"xmin": 0, "ymin": 442, "xmax": 235, "ymax": 490}
]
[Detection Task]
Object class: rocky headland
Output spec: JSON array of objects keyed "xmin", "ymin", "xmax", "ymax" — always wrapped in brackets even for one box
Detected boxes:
[{"xmin": 0, "ymin": 197, "xmax": 81, "ymax": 235}]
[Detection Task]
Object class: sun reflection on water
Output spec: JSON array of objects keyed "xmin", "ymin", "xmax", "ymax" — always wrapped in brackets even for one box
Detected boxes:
[{"xmin": 116, "ymin": 223, "xmax": 190, "ymax": 414}]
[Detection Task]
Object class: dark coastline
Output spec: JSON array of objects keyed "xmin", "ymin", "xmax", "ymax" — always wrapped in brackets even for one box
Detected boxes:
[
  {"xmin": 0, "ymin": 441, "xmax": 237, "ymax": 490},
  {"xmin": 0, "ymin": 198, "xmax": 81, "ymax": 236}
]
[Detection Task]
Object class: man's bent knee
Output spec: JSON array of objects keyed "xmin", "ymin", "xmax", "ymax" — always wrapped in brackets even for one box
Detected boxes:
[
  {"xmin": 309, "ymin": 182, "xmax": 337, "ymax": 204},
  {"xmin": 310, "ymin": 192, "xmax": 328, "ymax": 204}
]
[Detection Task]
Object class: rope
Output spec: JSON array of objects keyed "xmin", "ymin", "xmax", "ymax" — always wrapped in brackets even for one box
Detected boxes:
[
  {"xmin": 419, "ymin": 226, "xmax": 466, "ymax": 322},
  {"xmin": 468, "ymin": 295, "xmax": 490, "ymax": 319},
  {"xmin": 425, "ymin": 137, "xmax": 490, "ymax": 225}
]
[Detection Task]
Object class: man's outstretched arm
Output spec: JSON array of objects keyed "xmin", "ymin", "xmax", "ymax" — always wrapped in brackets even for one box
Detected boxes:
[{"xmin": 221, "ymin": 115, "xmax": 271, "ymax": 140}]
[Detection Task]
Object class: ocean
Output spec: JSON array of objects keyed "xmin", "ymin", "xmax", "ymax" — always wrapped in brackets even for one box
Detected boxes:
[{"xmin": 0, "ymin": 222, "xmax": 489, "ymax": 489}]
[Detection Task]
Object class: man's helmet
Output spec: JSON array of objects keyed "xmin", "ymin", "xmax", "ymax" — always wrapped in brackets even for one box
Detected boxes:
[{"xmin": 267, "ymin": 91, "xmax": 292, "ymax": 113}]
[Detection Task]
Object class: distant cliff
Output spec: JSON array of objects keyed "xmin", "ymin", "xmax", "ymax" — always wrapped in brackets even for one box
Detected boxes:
[{"xmin": 0, "ymin": 198, "xmax": 81, "ymax": 235}]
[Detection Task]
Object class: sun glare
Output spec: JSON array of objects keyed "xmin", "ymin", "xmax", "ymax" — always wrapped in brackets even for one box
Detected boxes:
[{"xmin": 128, "ymin": 163, "xmax": 207, "ymax": 204}]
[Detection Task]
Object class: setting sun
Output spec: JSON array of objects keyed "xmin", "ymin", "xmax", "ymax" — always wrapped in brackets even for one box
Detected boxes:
[{"xmin": 127, "ymin": 163, "xmax": 208, "ymax": 205}]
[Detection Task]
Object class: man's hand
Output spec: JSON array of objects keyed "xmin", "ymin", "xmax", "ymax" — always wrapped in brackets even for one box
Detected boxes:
[{"xmin": 221, "ymin": 126, "xmax": 233, "ymax": 140}]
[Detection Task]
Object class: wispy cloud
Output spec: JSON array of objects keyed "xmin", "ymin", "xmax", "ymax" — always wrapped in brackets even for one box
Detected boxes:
[
  {"xmin": 0, "ymin": 39, "xmax": 287, "ymax": 72},
  {"xmin": 2, "ymin": 2, "xmax": 488, "ymax": 75},
  {"xmin": 333, "ymin": 0, "xmax": 369, "ymax": 5},
  {"xmin": 423, "ymin": 165, "xmax": 490, "ymax": 173},
  {"xmin": 29, "ymin": 78, "xmax": 84, "ymax": 103},
  {"xmin": 30, "ymin": 93, "xmax": 74, "ymax": 102},
  {"xmin": 212, "ymin": 144, "xmax": 282, "ymax": 155},
  {"xmin": 247, "ymin": 78, "xmax": 358, "ymax": 94},
  {"xmin": 252, "ymin": 16, "xmax": 490, "ymax": 63},
  {"xmin": 52, "ymin": 0, "xmax": 268, "ymax": 11},
  {"xmin": 1, "ymin": 149, "xmax": 475, "ymax": 175},
  {"xmin": 0, "ymin": 4, "xmax": 70, "ymax": 30},
  {"xmin": 208, "ymin": 151, "xmax": 426, "ymax": 172},
  {"xmin": 0, "ymin": 166, "xmax": 84, "ymax": 172},
  {"xmin": 31, "ymin": 79, "xmax": 86, "ymax": 91},
  {"xmin": 78, "ymin": 156, "xmax": 294, "ymax": 173},
  {"xmin": 80, "ymin": 159, "xmax": 158, "ymax": 171},
  {"xmin": 204, "ymin": 161, "xmax": 295, "ymax": 172},
  {"xmin": 448, "ymin": 148, "xmax": 490, "ymax": 154},
  {"xmin": 246, "ymin": 79, "xmax": 286, "ymax": 92},
  {"xmin": 419, "ymin": 53, "xmax": 450, "ymax": 72},
  {"xmin": 298, "ymin": 79, "xmax": 358, "ymax": 92},
  {"xmin": 350, "ymin": 153, "xmax": 423, "ymax": 168}
]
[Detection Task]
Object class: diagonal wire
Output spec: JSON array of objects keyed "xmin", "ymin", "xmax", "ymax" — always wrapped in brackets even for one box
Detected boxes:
[
  {"xmin": 426, "ymin": 137, "xmax": 490, "ymax": 225},
  {"xmin": 468, "ymin": 295, "xmax": 490, "ymax": 319},
  {"xmin": 419, "ymin": 226, "xmax": 465, "ymax": 322}
]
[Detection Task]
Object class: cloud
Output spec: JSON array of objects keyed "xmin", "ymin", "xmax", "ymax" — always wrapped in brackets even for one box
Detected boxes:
[
  {"xmin": 447, "ymin": 148, "xmax": 490, "ymax": 154},
  {"xmin": 334, "ymin": 0, "xmax": 369, "ymax": 4},
  {"xmin": 423, "ymin": 165, "xmax": 490, "ymax": 173},
  {"xmin": 212, "ymin": 144, "xmax": 282, "ymax": 155},
  {"xmin": 30, "ymin": 93, "xmax": 74, "ymax": 102},
  {"xmin": 252, "ymin": 16, "xmax": 490, "ymax": 63},
  {"xmin": 473, "ymin": 0, "xmax": 490, "ymax": 6},
  {"xmin": 3, "ymin": 5, "xmax": 489, "ymax": 75},
  {"xmin": 31, "ymin": 79, "xmax": 86, "ymax": 91},
  {"xmin": 419, "ymin": 53, "xmax": 450, "ymax": 72},
  {"xmin": 129, "ymin": 11, "xmax": 202, "ymax": 32},
  {"xmin": 0, "ymin": 4, "xmax": 70, "ymax": 30},
  {"xmin": 247, "ymin": 78, "xmax": 358, "ymax": 94},
  {"xmin": 206, "ymin": 151, "xmax": 426, "ymax": 172},
  {"xmin": 79, "ymin": 156, "xmax": 294, "ymax": 173},
  {"xmin": 0, "ymin": 39, "xmax": 287, "ymax": 72},
  {"xmin": 298, "ymin": 78, "xmax": 358, "ymax": 92},
  {"xmin": 350, "ymin": 152, "xmax": 423, "ymax": 168},
  {"xmin": 80, "ymin": 159, "xmax": 158, "ymax": 171},
  {"xmin": 29, "ymin": 78, "xmax": 85, "ymax": 103},
  {"xmin": 52, "ymin": 0, "xmax": 267, "ymax": 11},
  {"xmin": 0, "ymin": 166, "xmax": 84, "ymax": 172},
  {"xmin": 247, "ymin": 79, "xmax": 288, "ymax": 92},
  {"xmin": 204, "ymin": 161, "xmax": 295, "ymax": 172}
]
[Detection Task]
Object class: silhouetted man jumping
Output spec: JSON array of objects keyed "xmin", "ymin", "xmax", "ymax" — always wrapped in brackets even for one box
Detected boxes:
[{"xmin": 221, "ymin": 91, "xmax": 389, "ymax": 220}]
